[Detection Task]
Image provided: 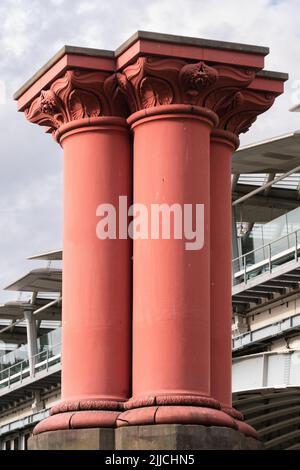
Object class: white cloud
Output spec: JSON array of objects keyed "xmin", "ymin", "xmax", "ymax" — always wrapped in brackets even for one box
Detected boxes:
[{"xmin": 76, "ymin": 1, "xmax": 97, "ymax": 14}]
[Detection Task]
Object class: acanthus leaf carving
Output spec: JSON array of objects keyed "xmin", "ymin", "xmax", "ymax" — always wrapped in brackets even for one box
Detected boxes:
[
  {"xmin": 217, "ymin": 90, "xmax": 276, "ymax": 135},
  {"xmin": 24, "ymin": 58, "xmax": 278, "ymax": 140},
  {"xmin": 68, "ymin": 89, "xmax": 100, "ymax": 120},
  {"xmin": 25, "ymin": 70, "xmax": 127, "ymax": 134},
  {"xmin": 140, "ymin": 77, "xmax": 173, "ymax": 108},
  {"xmin": 114, "ymin": 57, "xmax": 257, "ymax": 114},
  {"xmin": 103, "ymin": 73, "xmax": 130, "ymax": 117},
  {"xmin": 202, "ymin": 66, "xmax": 255, "ymax": 111},
  {"xmin": 115, "ymin": 72, "xmax": 138, "ymax": 113},
  {"xmin": 115, "ymin": 57, "xmax": 183, "ymax": 112}
]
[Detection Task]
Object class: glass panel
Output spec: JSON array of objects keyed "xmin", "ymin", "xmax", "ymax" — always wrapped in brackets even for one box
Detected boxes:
[
  {"xmin": 0, "ymin": 327, "xmax": 62, "ymax": 388},
  {"xmin": 0, "ymin": 345, "xmax": 28, "ymax": 372},
  {"xmin": 241, "ymin": 207, "xmax": 300, "ymax": 262},
  {"xmin": 286, "ymin": 207, "xmax": 300, "ymax": 232},
  {"xmin": 37, "ymin": 327, "xmax": 61, "ymax": 353},
  {"xmin": 233, "ymin": 207, "xmax": 300, "ymax": 284}
]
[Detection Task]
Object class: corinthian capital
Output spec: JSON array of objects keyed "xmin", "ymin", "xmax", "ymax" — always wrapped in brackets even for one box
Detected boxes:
[
  {"xmin": 215, "ymin": 89, "xmax": 276, "ymax": 135},
  {"xmin": 25, "ymin": 70, "xmax": 127, "ymax": 133},
  {"xmin": 114, "ymin": 57, "xmax": 256, "ymax": 113}
]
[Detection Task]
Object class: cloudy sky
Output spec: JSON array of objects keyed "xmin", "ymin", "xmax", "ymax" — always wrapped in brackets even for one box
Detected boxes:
[{"xmin": 0, "ymin": 0, "xmax": 299, "ymax": 302}]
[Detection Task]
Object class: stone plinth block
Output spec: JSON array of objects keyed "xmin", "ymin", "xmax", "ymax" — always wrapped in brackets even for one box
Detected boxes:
[
  {"xmin": 28, "ymin": 428, "xmax": 115, "ymax": 450},
  {"xmin": 115, "ymin": 424, "xmax": 263, "ymax": 450}
]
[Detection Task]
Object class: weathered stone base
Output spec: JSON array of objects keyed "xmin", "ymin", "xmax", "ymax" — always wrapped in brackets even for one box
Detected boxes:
[
  {"xmin": 28, "ymin": 425, "xmax": 263, "ymax": 450},
  {"xmin": 115, "ymin": 425, "xmax": 263, "ymax": 450},
  {"xmin": 28, "ymin": 428, "xmax": 115, "ymax": 450}
]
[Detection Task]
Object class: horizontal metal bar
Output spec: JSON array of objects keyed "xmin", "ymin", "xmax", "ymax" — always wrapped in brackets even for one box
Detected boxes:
[
  {"xmin": 0, "ymin": 297, "xmax": 62, "ymax": 337},
  {"xmin": 233, "ymin": 164, "xmax": 300, "ymax": 206},
  {"xmin": 33, "ymin": 297, "xmax": 62, "ymax": 316},
  {"xmin": 233, "ymin": 228, "xmax": 300, "ymax": 265}
]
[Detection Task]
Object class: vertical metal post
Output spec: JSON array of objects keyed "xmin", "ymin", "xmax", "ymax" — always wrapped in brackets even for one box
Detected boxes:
[
  {"xmin": 20, "ymin": 435, "xmax": 25, "ymax": 451},
  {"xmin": 24, "ymin": 310, "xmax": 38, "ymax": 378},
  {"xmin": 261, "ymin": 353, "xmax": 268, "ymax": 387}
]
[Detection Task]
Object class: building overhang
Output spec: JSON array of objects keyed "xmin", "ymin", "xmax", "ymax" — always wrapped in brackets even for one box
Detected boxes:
[
  {"xmin": 233, "ymin": 131, "xmax": 300, "ymax": 174},
  {"xmin": 4, "ymin": 269, "xmax": 62, "ymax": 293},
  {"xmin": 27, "ymin": 250, "xmax": 62, "ymax": 261}
]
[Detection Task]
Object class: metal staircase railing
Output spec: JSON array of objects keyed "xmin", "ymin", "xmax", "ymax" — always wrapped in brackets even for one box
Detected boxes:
[{"xmin": 232, "ymin": 228, "xmax": 300, "ymax": 286}]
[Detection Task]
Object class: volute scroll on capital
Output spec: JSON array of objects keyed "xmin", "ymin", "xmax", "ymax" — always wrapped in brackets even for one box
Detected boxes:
[{"xmin": 214, "ymin": 88, "xmax": 276, "ymax": 136}]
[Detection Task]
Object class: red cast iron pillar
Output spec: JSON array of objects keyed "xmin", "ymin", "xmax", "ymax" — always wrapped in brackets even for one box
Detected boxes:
[
  {"xmin": 113, "ymin": 47, "xmax": 286, "ymax": 436},
  {"xmin": 210, "ymin": 128, "xmax": 239, "ymax": 416},
  {"xmin": 116, "ymin": 59, "xmax": 225, "ymax": 427},
  {"xmin": 18, "ymin": 66, "xmax": 132, "ymax": 434},
  {"xmin": 14, "ymin": 33, "xmax": 288, "ymax": 450},
  {"xmin": 114, "ymin": 58, "xmax": 264, "ymax": 431},
  {"xmin": 209, "ymin": 76, "xmax": 286, "ymax": 428}
]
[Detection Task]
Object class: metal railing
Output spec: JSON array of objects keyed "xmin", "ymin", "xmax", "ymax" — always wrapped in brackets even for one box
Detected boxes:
[
  {"xmin": 232, "ymin": 312, "xmax": 300, "ymax": 351},
  {"xmin": 0, "ymin": 327, "xmax": 61, "ymax": 371},
  {"xmin": 232, "ymin": 229, "xmax": 300, "ymax": 285},
  {"xmin": 0, "ymin": 343, "xmax": 61, "ymax": 391}
]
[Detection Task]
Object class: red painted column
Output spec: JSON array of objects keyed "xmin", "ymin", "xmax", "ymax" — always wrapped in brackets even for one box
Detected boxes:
[
  {"xmin": 60, "ymin": 118, "xmax": 131, "ymax": 404},
  {"xmin": 14, "ymin": 36, "xmax": 286, "ymax": 447},
  {"xmin": 208, "ymin": 87, "xmax": 281, "ymax": 436},
  {"xmin": 132, "ymin": 106, "xmax": 212, "ymax": 400},
  {"xmin": 118, "ymin": 105, "xmax": 236, "ymax": 429},
  {"xmin": 35, "ymin": 117, "xmax": 132, "ymax": 433},
  {"xmin": 210, "ymin": 129, "xmax": 239, "ymax": 415},
  {"xmin": 22, "ymin": 70, "xmax": 133, "ymax": 434}
]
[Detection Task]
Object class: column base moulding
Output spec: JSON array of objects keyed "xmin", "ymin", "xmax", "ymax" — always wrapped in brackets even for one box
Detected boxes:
[
  {"xmin": 117, "ymin": 406, "xmax": 258, "ymax": 438},
  {"xmin": 32, "ymin": 398, "xmax": 258, "ymax": 439},
  {"xmin": 121, "ymin": 394, "xmax": 257, "ymax": 439},
  {"xmin": 32, "ymin": 410, "xmax": 122, "ymax": 435},
  {"xmin": 51, "ymin": 398, "xmax": 124, "ymax": 414},
  {"xmin": 33, "ymin": 398, "xmax": 126, "ymax": 435},
  {"xmin": 119, "ymin": 395, "xmax": 257, "ymax": 439},
  {"xmin": 221, "ymin": 404, "xmax": 244, "ymax": 421}
]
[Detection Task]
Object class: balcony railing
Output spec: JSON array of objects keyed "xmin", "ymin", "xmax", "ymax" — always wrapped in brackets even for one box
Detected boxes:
[
  {"xmin": 232, "ymin": 229, "xmax": 300, "ymax": 286},
  {"xmin": 0, "ymin": 343, "xmax": 61, "ymax": 391},
  {"xmin": 233, "ymin": 312, "xmax": 300, "ymax": 351}
]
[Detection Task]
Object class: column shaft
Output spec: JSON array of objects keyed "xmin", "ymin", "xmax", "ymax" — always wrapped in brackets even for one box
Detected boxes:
[
  {"xmin": 60, "ymin": 118, "xmax": 131, "ymax": 404},
  {"xmin": 117, "ymin": 106, "xmax": 237, "ymax": 430},
  {"xmin": 128, "ymin": 105, "xmax": 217, "ymax": 399},
  {"xmin": 210, "ymin": 130, "xmax": 238, "ymax": 410}
]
